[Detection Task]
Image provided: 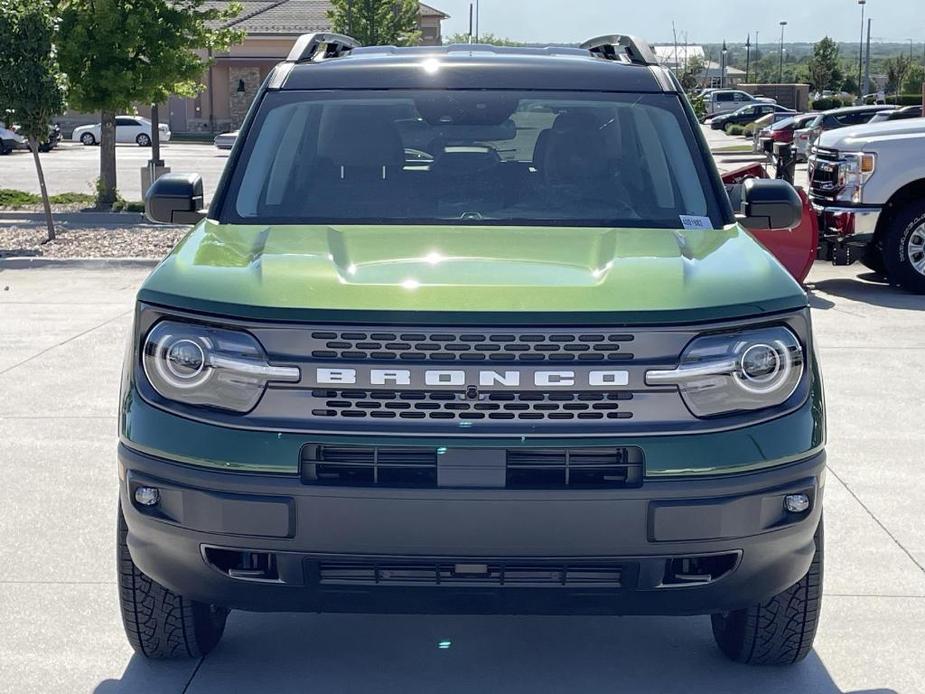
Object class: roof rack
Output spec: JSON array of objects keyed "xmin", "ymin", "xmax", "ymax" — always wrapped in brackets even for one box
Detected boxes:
[
  {"xmin": 580, "ymin": 35, "xmax": 659, "ymax": 66},
  {"xmin": 286, "ymin": 32, "xmax": 360, "ymax": 63}
]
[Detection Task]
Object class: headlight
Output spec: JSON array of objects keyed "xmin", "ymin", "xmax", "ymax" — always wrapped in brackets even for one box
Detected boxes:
[
  {"xmin": 142, "ymin": 321, "xmax": 300, "ymax": 413},
  {"xmin": 646, "ymin": 326, "xmax": 804, "ymax": 417},
  {"xmin": 836, "ymin": 152, "xmax": 876, "ymax": 203}
]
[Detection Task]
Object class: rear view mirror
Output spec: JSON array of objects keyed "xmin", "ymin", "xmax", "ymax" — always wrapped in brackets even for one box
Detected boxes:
[
  {"xmin": 145, "ymin": 173, "xmax": 206, "ymax": 225},
  {"xmin": 735, "ymin": 178, "xmax": 802, "ymax": 231}
]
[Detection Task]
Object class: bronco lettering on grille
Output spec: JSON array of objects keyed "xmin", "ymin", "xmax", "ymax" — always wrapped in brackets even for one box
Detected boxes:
[{"xmin": 313, "ymin": 368, "xmax": 630, "ymax": 389}]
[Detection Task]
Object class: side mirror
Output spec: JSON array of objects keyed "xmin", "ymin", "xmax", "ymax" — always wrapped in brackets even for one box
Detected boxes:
[
  {"xmin": 145, "ymin": 173, "xmax": 206, "ymax": 225},
  {"xmin": 735, "ymin": 178, "xmax": 802, "ymax": 231}
]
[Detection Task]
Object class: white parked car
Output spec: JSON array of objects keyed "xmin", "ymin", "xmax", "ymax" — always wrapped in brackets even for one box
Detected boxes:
[
  {"xmin": 703, "ymin": 89, "xmax": 776, "ymax": 119},
  {"xmin": 72, "ymin": 115, "xmax": 171, "ymax": 147},
  {"xmin": 213, "ymin": 130, "xmax": 238, "ymax": 150}
]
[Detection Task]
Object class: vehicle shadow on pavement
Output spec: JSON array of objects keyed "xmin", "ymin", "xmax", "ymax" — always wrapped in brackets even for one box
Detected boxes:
[
  {"xmin": 93, "ymin": 612, "xmax": 899, "ymax": 694},
  {"xmin": 809, "ymin": 276, "xmax": 925, "ymax": 311}
]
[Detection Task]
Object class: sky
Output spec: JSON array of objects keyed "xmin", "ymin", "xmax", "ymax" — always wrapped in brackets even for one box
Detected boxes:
[{"xmin": 435, "ymin": 0, "xmax": 924, "ymax": 45}]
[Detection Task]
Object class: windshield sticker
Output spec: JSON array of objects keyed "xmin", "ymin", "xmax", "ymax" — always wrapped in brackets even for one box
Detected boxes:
[{"xmin": 679, "ymin": 215, "xmax": 713, "ymax": 230}]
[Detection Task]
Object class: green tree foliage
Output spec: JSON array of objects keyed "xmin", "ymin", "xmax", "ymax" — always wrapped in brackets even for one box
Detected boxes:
[
  {"xmin": 0, "ymin": 0, "xmax": 68, "ymax": 241},
  {"xmin": 680, "ymin": 56, "xmax": 706, "ymax": 90},
  {"xmin": 328, "ymin": 0, "xmax": 421, "ymax": 47},
  {"xmin": 902, "ymin": 63, "xmax": 925, "ymax": 95},
  {"xmin": 807, "ymin": 37, "xmax": 843, "ymax": 91},
  {"xmin": 57, "ymin": 0, "xmax": 243, "ymax": 205},
  {"xmin": 444, "ymin": 32, "xmax": 525, "ymax": 47},
  {"xmin": 884, "ymin": 54, "xmax": 914, "ymax": 95}
]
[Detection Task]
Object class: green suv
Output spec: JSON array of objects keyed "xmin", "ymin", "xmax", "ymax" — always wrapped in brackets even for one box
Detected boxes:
[{"xmin": 120, "ymin": 34, "xmax": 825, "ymax": 665}]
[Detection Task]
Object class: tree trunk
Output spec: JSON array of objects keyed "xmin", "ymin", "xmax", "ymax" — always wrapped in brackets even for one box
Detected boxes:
[
  {"xmin": 98, "ymin": 110, "xmax": 117, "ymax": 206},
  {"xmin": 29, "ymin": 137, "xmax": 56, "ymax": 243}
]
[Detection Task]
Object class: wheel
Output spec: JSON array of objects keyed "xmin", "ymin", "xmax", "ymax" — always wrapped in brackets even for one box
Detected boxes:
[
  {"xmin": 883, "ymin": 202, "xmax": 925, "ymax": 293},
  {"xmin": 118, "ymin": 504, "xmax": 228, "ymax": 659},
  {"xmin": 80, "ymin": 132, "xmax": 96, "ymax": 146},
  {"xmin": 136, "ymin": 133, "xmax": 151, "ymax": 147},
  {"xmin": 711, "ymin": 518, "xmax": 823, "ymax": 666}
]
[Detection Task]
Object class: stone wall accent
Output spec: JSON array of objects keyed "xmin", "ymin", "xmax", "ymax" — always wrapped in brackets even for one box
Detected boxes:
[{"xmin": 229, "ymin": 67, "xmax": 263, "ymax": 128}]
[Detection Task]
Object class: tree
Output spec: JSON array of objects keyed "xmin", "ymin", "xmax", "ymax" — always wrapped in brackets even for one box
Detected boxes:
[
  {"xmin": 679, "ymin": 55, "xmax": 706, "ymax": 91},
  {"xmin": 884, "ymin": 54, "xmax": 913, "ymax": 95},
  {"xmin": 444, "ymin": 32, "xmax": 525, "ymax": 47},
  {"xmin": 807, "ymin": 37, "xmax": 843, "ymax": 91},
  {"xmin": 0, "ymin": 0, "xmax": 68, "ymax": 242},
  {"xmin": 58, "ymin": 0, "xmax": 242, "ymax": 206},
  {"xmin": 902, "ymin": 63, "xmax": 925, "ymax": 95},
  {"xmin": 328, "ymin": 0, "xmax": 420, "ymax": 47}
]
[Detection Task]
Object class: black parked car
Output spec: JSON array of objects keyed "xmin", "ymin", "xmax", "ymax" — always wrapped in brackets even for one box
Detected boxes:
[{"xmin": 711, "ymin": 103, "xmax": 795, "ymax": 130}]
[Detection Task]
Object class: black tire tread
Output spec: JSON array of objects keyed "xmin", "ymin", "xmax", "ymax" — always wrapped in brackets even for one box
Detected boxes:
[
  {"xmin": 883, "ymin": 203, "xmax": 925, "ymax": 293},
  {"xmin": 117, "ymin": 506, "xmax": 227, "ymax": 659},
  {"xmin": 712, "ymin": 519, "xmax": 823, "ymax": 666}
]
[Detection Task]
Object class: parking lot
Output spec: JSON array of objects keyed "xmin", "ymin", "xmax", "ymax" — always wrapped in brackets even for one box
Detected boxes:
[
  {"xmin": 0, "ymin": 142, "xmax": 231, "ymax": 204},
  {"xmin": 0, "ymin": 260, "xmax": 923, "ymax": 693}
]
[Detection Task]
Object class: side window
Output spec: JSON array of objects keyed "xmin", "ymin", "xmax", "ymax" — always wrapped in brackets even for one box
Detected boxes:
[
  {"xmin": 734, "ymin": 92, "xmax": 749, "ymax": 102},
  {"xmin": 716, "ymin": 92, "xmax": 734, "ymax": 102},
  {"xmin": 116, "ymin": 118, "xmax": 137, "ymax": 127}
]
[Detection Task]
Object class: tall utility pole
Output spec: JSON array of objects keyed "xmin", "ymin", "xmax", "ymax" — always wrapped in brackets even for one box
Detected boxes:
[
  {"xmin": 864, "ymin": 19, "xmax": 872, "ymax": 97},
  {"xmin": 721, "ymin": 40, "xmax": 728, "ymax": 88},
  {"xmin": 857, "ymin": 0, "xmax": 867, "ymax": 99},
  {"xmin": 778, "ymin": 21, "xmax": 787, "ymax": 84},
  {"xmin": 475, "ymin": 0, "xmax": 480, "ymax": 42},
  {"xmin": 745, "ymin": 34, "xmax": 752, "ymax": 83}
]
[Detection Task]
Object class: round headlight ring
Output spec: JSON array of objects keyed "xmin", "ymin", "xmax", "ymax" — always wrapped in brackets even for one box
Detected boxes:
[
  {"xmin": 151, "ymin": 335, "xmax": 212, "ymax": 390},
  {"xmin": 734, "ymin": 340, "xmax": 792, "ymax": 395}
]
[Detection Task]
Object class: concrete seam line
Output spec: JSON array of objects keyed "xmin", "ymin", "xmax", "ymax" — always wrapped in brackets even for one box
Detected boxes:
[
  {"xmin": 0, "ymin": 257, "xmax": 160, "ymax": 270},
  {"xmin": 0, "ymin": 308, "xmax": 133, "ymax": 377},
  {"xmin": 826, "ymin": 464, "xmax": 925, "ymax": 575}
]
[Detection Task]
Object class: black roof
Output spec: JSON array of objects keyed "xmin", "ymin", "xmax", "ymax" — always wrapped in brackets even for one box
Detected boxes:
[{"xmin": 278, "ymin": 45, "xmax": 672, "ymax": 93}]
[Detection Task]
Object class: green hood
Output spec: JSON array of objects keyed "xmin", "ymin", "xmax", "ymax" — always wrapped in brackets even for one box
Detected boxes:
[{"xmin": 138, "ymin": 222, "xmax": 807, "ymax": 323}]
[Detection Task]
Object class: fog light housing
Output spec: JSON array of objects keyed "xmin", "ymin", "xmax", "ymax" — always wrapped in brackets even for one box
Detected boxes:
[
  {"xmin": 784, "ymin": 493, "xmax": 810, "ymax": 513},
  {"xmin": 134, "ymin": 486, "xmax": 160, "ymax": 507}
]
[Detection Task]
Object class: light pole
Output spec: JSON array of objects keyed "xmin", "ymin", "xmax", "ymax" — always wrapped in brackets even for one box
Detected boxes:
[
  {"xmin": 745, "ymin": 35, "xmax": 752, "ymax": 83},
  {"xmin": 778, "ymin": 21, "xmax": 788, "ymax": 84},
  {"xmin": 857, "ymin": 0, "xmax": 867, "ymax": 99},
  {"xmin": 721, "ymin": 40, "xmax": 728, "ymax": 88}
]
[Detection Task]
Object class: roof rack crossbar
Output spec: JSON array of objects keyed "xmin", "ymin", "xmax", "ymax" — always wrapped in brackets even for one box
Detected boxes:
[
  {"xmin": 287, "ymin": 32, "xmax": 361, "ymax": 63},
  {"xmin": 580, "ymin": 34, "xmax": 658, "ymax": 66}
]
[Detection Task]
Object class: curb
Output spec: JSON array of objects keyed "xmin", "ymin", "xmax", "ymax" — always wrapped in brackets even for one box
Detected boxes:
[
  {"xmin": 0, "ymin": 257, "xmax": 160, "ymax": 270},
  {"xmin": 0, "ymin": 211, "xmax": 149, "ymax": 225}
]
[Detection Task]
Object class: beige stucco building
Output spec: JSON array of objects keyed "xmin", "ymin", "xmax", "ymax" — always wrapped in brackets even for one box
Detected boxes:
[{"xmin": 169, "ymin": 1, "xmax": 448, "ymax": 135}]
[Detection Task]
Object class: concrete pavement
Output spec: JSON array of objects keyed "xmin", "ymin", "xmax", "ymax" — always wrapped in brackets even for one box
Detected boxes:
[{"xmin": 0, "ymin": 263, "xmax": 923, "ymax": 693}]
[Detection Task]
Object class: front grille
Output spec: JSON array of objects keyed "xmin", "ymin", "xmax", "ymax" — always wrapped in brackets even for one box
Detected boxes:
[
  {"xmin": 809, "ymin": 147, "xmax": 842, "ymax": 198},
  {"xmin": 308, "ymin": 329, "xmax": 635, "ymax": 363},
  {"xmin": 301, "ymin": 445, "xmax": 644, "ymax": 489},
  {"xmin": 317, "ymin": 560, "xmax": 624, "ymax": 588},
  {"xmin": 310, "ymin": 390, "xmax": 634, "ymax": 422}
]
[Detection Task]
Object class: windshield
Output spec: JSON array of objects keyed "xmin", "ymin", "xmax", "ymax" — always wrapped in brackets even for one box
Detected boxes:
[{"xmin": 221, "ymin": 90, "xmax": 721, "ymax": 229}]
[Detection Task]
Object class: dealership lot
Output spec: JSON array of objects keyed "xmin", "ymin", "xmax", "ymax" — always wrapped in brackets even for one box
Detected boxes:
[
  {"xmin": 0, "ymin": 261, "xmax": 923, "ymax": 693},
  {"xmin": 0, "ymin": 142, "xmax": 231, "ymax": 204}
]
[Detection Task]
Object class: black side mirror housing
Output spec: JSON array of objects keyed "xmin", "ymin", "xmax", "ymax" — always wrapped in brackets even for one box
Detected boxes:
[
  {"xmin": 145, "ymin": 173, "xmax": 206, "ymax": 225},
  {"xmin": 735, "ymin": 178, "xmax": 803, "ymax": 231}
]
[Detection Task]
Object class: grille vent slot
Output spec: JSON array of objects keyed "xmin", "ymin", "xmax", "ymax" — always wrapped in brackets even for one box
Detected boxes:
[
  {"xmin": 310, "ymin": 390, "xmax": 634, "ymax": 422},
  {"xmin": 317, "ymin": 560, "xmax": 624, "ymax": 588},
  {"xmin": 301, "ymin": 445, "xmax": 643, "ymax": 489},
  {"xmin": 309, "ymin": 329, "xmax": 635, "ymax": 363}
]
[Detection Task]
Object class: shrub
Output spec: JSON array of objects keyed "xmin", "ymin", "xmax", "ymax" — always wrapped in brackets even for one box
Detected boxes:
[
  {"xmin": 811, "ymin": 97, "xmax": 848, "ymax": 111},
  {"xmin": 863, "ymin": 94, "xmax": 923, "ymax": 106},
  {"xmin": 726, "ymin": 124, "xmax": 746, "ymax": 136}
]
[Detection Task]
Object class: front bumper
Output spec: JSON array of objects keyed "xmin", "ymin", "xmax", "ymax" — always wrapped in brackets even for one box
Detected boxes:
[
  {"xmin": 812, "ymin": 203, "xmax": 882, "ymax": 244},
  {"xmin": 120, "ymin": 443, "xmax": 825, "ymax": 616}
]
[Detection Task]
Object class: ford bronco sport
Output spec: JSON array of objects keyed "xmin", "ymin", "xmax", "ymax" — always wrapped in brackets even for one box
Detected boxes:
[{"xmin": 121, "ymin": 34, "xmax": 825, "ymax": 665}]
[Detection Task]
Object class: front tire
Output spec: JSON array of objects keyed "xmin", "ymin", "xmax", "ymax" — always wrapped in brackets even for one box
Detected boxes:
[
  {"xmin": 883, "ymin": 201, "xmax": 925, "ymax": 293},
  {"xmin": 80, "ymin": 132, "xmax": 96, "ymax": 146},
  {"xmin": 118, "ymin": 504, "xmax": 228, "ymax": 659},
  {"xmin": 136, "ymin": 133, "xmax": 151, "ymax": 147},
  {"xmin": 711, "ymin": 518, "xmax": 823, "ymax": 666}
]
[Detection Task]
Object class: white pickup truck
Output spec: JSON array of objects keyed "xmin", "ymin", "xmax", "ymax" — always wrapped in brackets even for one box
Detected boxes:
[{"xmin": 809, "ymin": 117, "xmax": 925, "ymax": 293}]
